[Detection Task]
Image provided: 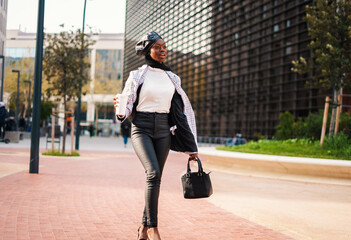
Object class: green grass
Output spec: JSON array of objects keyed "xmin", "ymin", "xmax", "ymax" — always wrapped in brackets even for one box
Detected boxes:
[
  {"xmin": 42, "ymin": 151, "xmax": 80, "ymax": 157},
  {"xmin": 217, "ymin": 138, "xmax": 351, "ymax": 160}
]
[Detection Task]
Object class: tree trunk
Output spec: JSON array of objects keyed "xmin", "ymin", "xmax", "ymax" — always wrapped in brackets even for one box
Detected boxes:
[
  {"xmin": 62, "ymin": 98, "xmax": 67, "ymax": 153},
  {"xmin": 328, "ymin": 89, "xmax": 338, "ymax": 137},
  {"xmin": 95, "ymin": 105, "xmax": 98, "ymax": 136}
]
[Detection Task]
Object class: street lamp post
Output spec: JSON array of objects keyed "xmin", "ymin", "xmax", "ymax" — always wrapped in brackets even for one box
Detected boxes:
[
  {"xmin": 12, "ymin": 69, "xmax": 20, "ymax": 131},
  {"xmin": 30, "ymin": 0, "xmax": 45, "ymax": 174},
  {"xmin": 75, "ymin": 0, "xmax": 87, "ymax": 150},
  {"xmin": 0, "ymin": 55, "xmax": 5, "ymax": 101},
  {"xmin": 24, "ymin": 80, "xmax": 31, "ymax": 130}
]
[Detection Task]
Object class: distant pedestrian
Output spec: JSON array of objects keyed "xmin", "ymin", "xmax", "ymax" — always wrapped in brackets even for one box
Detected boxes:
[
  {"xmin": 121, "ymin": 118, "xmax": 131, "ymax": 148},
  {"xmin": 5, "ymin": 117, "xmax": 15, "ymax": 131},
  {"xmin": 66, "ymin": 114, "xmax": 72, "ymax": 134},
  {"xmin": 113, "ymin": 31, "xmax": 198, "ymax": 240},
  {"xmin": 88, "ymin": 123, "xmax": 94, "ymax": 138},
  {"xmin": 0, "ymin": 102, "xmax": 8, "ymax": 139},
  {"xmin": 19, "ymin": 117, "xmax": 26, "ymax": 131}
]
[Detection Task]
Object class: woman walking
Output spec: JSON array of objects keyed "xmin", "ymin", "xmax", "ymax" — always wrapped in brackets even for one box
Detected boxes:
[{"xmin": 114, "ymin": 31, "xmax": 198, "ymax": 240}]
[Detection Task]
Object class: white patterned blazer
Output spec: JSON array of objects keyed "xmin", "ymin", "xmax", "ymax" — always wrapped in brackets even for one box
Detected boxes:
[{"xmin": 116, "ymin": 65, "xmax": 198, "ymax": 148}]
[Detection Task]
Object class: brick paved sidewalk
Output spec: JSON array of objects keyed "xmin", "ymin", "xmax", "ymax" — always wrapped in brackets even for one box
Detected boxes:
[{"xmin": 0, "ymin": 148, "xmax": 293, "ymax": 240}]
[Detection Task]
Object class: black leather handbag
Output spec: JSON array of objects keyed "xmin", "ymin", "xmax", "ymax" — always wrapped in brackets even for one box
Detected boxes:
[{"xmin": 181, "ymin": 157, "xmax": 213, "ymax": 199}]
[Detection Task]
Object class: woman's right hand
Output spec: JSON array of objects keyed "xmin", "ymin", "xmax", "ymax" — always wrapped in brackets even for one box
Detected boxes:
[{"xmin": 189, "ymin": 153, "xmax": 198, "ymax": 161}]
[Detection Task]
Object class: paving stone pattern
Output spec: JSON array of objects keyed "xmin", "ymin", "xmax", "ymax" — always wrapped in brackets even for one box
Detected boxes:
[{"xmin": 0, "ymin": 148, "xmax": 293, "ymax": 240}]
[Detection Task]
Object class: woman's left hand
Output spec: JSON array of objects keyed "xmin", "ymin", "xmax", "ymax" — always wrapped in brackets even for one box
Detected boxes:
[{"xmin": 189, "ymin": 153, "xmax": 198, "ymax": 161}]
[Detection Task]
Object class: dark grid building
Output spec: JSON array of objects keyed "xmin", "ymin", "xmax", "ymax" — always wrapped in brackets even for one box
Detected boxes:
[{"xmin": 124, "ymin": 0, "xmax": 325, "ymax": 139}]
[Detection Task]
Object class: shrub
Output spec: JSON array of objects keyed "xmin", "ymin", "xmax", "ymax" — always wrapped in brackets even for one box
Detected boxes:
[
  {"xmin": 275, "ymin": 111, "xmax": 294, "ymax": 140},
  {"xmin": 323, "ymin": 132, "xmax": 350, "ymax": 149},
  {"xmin": 275, "ymin": 109, "xmax": 350, "ymax": 141},
  {"xmin": 292, "ymin": 111, "xmax": 327, "ymax": 140},
  {"xmin": 293, "ymin": 118, "xmax": 306, "ymax": 138},
  {"xmin": 339, "ymin": 112, "xmax": 351, "ymax": 136},
  {"xmin": 303, "ymin": 111, "xmax": 325, "ymax": 140},
  {"xmin": 322, "ymin": 132, "xmax": 351, "ymax": 157}
]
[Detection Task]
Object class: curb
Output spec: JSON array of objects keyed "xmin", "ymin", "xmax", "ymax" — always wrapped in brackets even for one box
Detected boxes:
[{"xmin": 199, "ymin": 147, "xmax": 351, "ymax": 180}]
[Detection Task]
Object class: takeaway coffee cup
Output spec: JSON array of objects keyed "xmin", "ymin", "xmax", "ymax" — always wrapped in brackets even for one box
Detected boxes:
[{"xmin": 115, "ymin": 94, "xmax": 128, "ymax": 116}]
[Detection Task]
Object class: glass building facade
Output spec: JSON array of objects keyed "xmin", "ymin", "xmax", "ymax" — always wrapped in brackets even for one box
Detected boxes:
[{"xmin": 124, "ymin": 0, "xmax": 324, "ymax": 139}]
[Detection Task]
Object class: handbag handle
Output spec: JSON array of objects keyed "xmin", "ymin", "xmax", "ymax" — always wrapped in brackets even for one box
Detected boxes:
[{"xmin": 187, "ymin": 156, "xmax": 204, "ymax": 175}]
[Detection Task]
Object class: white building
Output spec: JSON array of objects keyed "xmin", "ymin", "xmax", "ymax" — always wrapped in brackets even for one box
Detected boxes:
[{"xmin": 6, "ymin": 29, "xmax": 123, "ymax": 135}]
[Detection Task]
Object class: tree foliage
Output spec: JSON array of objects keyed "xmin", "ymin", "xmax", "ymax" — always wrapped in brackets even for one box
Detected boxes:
[
  {"xmin": 43, "ymin": 29, "xmax": 94, "ymax": 101},
  {"xmin": 40, "ymin": 101, "xmax": 53, "ymax": 126},
  {"xmin": 8, "ymin": 91, "xmax": 25, "ymax": 116},
  {"xmin": 43, "ymin": 29, "xmax": 95, "ymax": 153},
  {"xmin": 293, "ymin": 111, "xmax": 326, "ymax": 140},
  {"xmin": 291, "ymin": 0, "xmax": 351, "ymax": 90}
]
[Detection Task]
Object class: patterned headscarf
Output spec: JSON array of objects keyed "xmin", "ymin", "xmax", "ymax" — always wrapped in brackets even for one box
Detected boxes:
[{"xmin": 135, "ymin": 31, "xmax": 162, "ymax": 56}]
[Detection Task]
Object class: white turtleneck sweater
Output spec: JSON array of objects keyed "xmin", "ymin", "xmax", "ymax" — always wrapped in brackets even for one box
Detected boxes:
[{"xmin": 136, "ymin": 66, "xmax": 175, "ymax": 113}]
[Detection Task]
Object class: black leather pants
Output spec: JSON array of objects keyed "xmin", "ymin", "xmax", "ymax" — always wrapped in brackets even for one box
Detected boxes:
[{"xmin": 131, "ymin": 112, "xmax": 171, "ymax": 228}]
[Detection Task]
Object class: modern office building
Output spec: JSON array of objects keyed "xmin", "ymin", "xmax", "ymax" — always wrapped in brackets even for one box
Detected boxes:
[
  {"xmin": 124, "ymin": 0, "xmax": 325, "ymax": 139},
  {"xmin": 6, "ymin": 29, "xmax": 123, "ymax": 134},
  {"xmin": 0, "ymin": 0, "xmax": 8, "ymax": 100}
]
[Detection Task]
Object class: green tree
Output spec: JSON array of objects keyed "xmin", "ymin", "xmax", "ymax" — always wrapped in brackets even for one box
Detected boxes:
[
  {"xmin": 7, "ymin": 91, "xmax": 25, "ymax": 118},
  {"xmin": 275, "ymin": 111, "xmax": 294, "ymax": 140},
  {"xmin": 291, "ymin": 0, "xmax": 351, "ymax": 136},
  {"xmin": 40, "ymin": 101, "xmax": 53, "ymax": 127},
  {"xmin": 43, "ymin": 29, "xmax": 94, "ymax": 153}
]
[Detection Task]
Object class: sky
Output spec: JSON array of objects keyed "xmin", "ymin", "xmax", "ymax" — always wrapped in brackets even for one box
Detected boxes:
[{"xmin": 7, "ymin": 0, "xmax": 126, "ymax": 33}]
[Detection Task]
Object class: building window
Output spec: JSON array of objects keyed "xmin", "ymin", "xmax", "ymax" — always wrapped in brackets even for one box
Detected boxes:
[
  {"xmin": 234, "ymin": 32, "xmax": 239, "ymax": 46},
  {"xmin": 219, "ymin": 0, "xmax": 223, "ymax": 12},
  {"xmin": 273, "ymin": 24, "xmax": 279, "ymax": 37},
  {"xmin": 6, "ymin": 48, "xmax": 36, "ymax": 58},
  {"xmin": 286, "ymin": 19, "xmax": 291, "ymax": 27},
  {"xmin": 285, "ymin": 42, "xmax": 292, "ymax": 54},
  {"xmin": 262, "ymin": 5, "xmax": 267, "ymax": 19}
]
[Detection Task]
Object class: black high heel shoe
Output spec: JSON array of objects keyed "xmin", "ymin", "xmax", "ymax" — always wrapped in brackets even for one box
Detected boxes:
[{"xmin": 137, "ymin": 226, "xmax": 147, "ymax": 240}]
